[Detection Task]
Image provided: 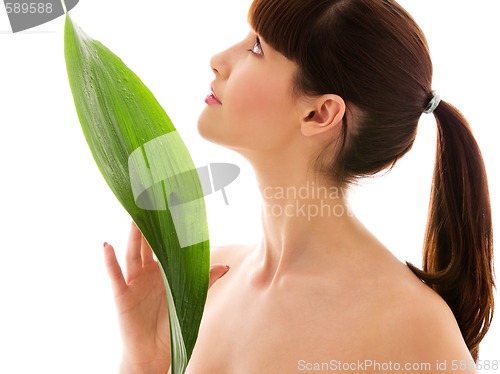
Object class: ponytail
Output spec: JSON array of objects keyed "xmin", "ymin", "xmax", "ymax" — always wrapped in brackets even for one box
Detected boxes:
[{"xmin": 407, "ymin": 101, "xmax": 495, "ymax": 361}]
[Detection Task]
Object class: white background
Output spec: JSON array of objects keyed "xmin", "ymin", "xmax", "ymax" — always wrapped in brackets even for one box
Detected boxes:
[{"xmin": 0, "ymin": 0, "xmax": 498, "ymax": 372}]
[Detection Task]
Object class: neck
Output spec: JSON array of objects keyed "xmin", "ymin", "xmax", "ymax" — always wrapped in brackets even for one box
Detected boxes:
[{"xmin": 249, "ymin": 169, "xmax": 365, "ymax": 288}]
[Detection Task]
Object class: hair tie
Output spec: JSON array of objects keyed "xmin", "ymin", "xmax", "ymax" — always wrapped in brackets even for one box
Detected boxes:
[{"xmin": 424, "ymin": 91, "xmax": 441, "ymax": 114}]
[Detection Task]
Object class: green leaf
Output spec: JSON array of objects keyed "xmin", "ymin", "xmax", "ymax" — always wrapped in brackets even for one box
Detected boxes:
[{"xmin": 64, "ymin": 14, "xmax": 210, "ymax": 374}]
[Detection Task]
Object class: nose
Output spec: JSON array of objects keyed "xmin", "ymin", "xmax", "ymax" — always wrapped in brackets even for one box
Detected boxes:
[{"xmin": 210, "ymin": 48, "xmax": 231, "ymax": 79}]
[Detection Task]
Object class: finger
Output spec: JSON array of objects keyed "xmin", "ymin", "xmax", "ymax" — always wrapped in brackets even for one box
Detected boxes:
[
  {"xmin": 208, "ymin": 264, "xmax": 230, "ymax": 289},
  {"xmin": 126, "ymin": 221, "xmax": 143, "ymax": 282},
  {"xmin": 103, "ymin": 242, "xmax": 127, "ymax": 296},
  {"xmin": 141, "ymin": 235, "xmax": 156, "ymax": 265}
]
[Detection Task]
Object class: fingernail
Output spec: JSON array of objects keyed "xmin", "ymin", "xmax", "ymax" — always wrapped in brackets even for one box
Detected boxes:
[
  {"xmin": 103, "ymin": 242, "xmax": 108, "ymax": 248},
  {"xmin": 217, "ymin": 265, "xmax": 230, "ymax": 281}
]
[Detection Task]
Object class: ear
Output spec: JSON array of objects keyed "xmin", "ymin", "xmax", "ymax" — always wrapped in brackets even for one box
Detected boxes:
[{"xmin": 300, "ymin": 95, "xmax": 345, "ymax": 137}]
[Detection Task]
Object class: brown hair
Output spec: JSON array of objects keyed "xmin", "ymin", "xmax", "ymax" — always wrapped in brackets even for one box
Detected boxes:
[{"xmin": 249, "ymin": 0, "xmax": 494, "ymax": 361}]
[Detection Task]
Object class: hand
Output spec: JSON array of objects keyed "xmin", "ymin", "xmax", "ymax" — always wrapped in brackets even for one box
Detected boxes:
[{"xmin": 104, "ymin": 221, "xmax": 230, "ymax": 374}]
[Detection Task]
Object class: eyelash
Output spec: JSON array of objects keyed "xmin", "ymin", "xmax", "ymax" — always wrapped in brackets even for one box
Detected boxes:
[{"xmin": 248, "ymin": 36, "xmax": 264, "ymax": 56}]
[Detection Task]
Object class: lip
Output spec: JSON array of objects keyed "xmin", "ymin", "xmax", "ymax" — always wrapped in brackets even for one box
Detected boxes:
[{"xmin": 205, "ymin": 85, "xmax": 222, "ymax": 106}]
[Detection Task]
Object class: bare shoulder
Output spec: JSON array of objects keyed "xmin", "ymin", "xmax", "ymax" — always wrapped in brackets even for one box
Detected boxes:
[
  {"xmin": 210, "ymin": 243, "xmax": 256, "ymax": 268},
  {"xmin": 375, "ymin": 265, "xmax": 476, "ymax": 371}
]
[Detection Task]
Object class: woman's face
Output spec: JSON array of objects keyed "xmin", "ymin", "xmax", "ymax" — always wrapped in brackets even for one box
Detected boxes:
[{"xmin": 198, "ymin": 32, "xmax": 302, "ymax": 156}]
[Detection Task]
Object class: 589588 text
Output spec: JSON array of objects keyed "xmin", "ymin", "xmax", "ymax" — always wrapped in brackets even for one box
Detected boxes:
[{"xmin": 5, "ymin": 3, "xmax": 53, "ymax": 14}]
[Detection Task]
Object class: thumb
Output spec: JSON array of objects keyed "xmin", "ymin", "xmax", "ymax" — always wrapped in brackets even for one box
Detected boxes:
[{"xmin": 208, "ymin": 264, "xmax": 230, "ymax": 289}]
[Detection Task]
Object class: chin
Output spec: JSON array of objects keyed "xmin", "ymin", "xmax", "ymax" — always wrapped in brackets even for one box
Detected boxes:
[
  {"xmin": 197, "ymin": 115, "xmax": 227, "ymax": 147},
  {"xmin": 197, "ymin": 112, "xmax": 255, "ymax": 156},
  {"xmin": 197, "ymin": 114, "xmax": 215, "ymax": 141}
]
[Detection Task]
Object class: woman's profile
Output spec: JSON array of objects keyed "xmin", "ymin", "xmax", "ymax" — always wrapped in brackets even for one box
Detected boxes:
[{"xmin": 102, "ymin": 0, "xmax": 495, "ymax": 372}]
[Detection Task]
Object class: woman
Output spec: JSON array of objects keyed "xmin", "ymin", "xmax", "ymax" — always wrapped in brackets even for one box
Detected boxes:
[{"xmin": 104, "ymin": 0, "xmax": 495, "ymax": 372}]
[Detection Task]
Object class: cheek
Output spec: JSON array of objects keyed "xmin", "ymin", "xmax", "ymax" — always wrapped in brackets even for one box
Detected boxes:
[
  {"xmin": 224, "ymin": 71, "xmax": 294, "ymax": 136},
  {"xmin": 198, "ymin": 66, "xmax": 298, "ymax": 151},
  {"xmin": 230, "ymin": 77, "xmax": 268, "ymax": 110}
]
